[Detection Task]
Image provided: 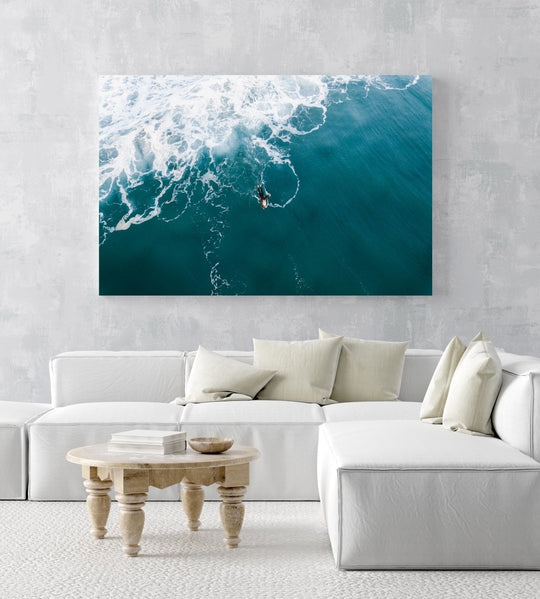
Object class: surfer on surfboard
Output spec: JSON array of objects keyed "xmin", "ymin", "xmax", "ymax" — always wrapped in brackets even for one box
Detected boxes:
[{"xmin": 257, "ymin": 184, "xmax": 271, "ymax": 209}]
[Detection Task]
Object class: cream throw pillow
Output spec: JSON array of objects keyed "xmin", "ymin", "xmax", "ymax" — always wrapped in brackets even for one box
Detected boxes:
[
  {"xmin": 253, "ymin": 337, "xmax": 343, "ymax": 404},
  {"xmin": 420, "ymin": 336, "xmax": 467, "ymax": 423},
  {"xmin": 178, "ymin": 345, "xmax": 276, "ymax": 404},
  {"xmin": 319, "ymin": 329, "xmax": 408, "ymax": 402},
  {"xmin": 442, "ymin": 333, "xmax": 502, "ymax": 436}
]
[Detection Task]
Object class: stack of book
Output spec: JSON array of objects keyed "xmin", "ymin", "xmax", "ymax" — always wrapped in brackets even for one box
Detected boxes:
[{"xmin": 108, "ymin": 430, "xmax": 187, "ymax": 455}]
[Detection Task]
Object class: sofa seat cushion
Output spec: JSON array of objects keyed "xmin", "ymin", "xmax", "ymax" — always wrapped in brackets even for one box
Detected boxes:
[
  {"xmin": 321, "ymin": 420, "xmax": 539, "ymax": 469},
  {"xmin": 34, "ymin": 401, "xmax": 183, "ymax": 424},
  {"xmin": 323, "ymin": 401, "xmax": 420, "ymax": 422},
  {"xmin": 180, "ymin": 400, "xmax": 324, "ymax": 501},
  {"xmin": 28, "ymin": 402, "xmax": 183, "ymax": 500},
  {"xmin": 318, "ymin": 421, "xmax": 540, "ymax": 569},
  {"xmin": 181, "ymin": 399, "xmax": 324, "ymax": 424}
]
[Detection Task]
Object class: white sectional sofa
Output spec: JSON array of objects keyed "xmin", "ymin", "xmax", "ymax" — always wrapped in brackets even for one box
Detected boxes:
[
  {"xmin": 25, "ymin": 349, "xmax": 440, "ymax": 501},
  {"xmin": 2, "ymin": 345, "xmax": 539, "ymax": 569}
]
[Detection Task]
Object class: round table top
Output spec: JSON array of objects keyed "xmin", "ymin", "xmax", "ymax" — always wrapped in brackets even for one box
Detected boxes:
[{"xmin": 66, "ymin": 443, "xmax": 260, "ymax": 470}]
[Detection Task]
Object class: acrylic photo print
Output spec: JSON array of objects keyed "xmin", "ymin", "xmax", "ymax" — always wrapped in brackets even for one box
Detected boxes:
[{"xmin": 99, "ymin": 75, "xmax": 432, "ymax": 295}]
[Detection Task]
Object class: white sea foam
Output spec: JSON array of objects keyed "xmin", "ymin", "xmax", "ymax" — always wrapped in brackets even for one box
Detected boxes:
[
  {"xmin": 359, "ymin": 75, "xmax": 420, "ymax": 97},
  {"xmin": 99, "ymin": 75, "xmax": 419, "ymax": 220}
]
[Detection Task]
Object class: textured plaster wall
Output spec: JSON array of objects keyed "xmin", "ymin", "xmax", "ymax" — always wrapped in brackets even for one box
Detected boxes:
[{"xmin": 2, "ymin": 0, "xmax": 540, "ymax": 402}]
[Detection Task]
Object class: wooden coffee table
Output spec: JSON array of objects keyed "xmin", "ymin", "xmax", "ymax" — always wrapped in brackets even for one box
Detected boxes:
[{"xmin": 66, "ymin": 443, "xmax": 260, "ymax": 557}]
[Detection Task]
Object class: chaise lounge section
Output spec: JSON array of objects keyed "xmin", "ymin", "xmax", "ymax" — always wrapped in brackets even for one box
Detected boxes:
[
  {"xmin": 318, "ymin": 351, "xmax": 540, "ymax": 569},
  {"xmin": 317, "ymin": 419, "xmax": 540, "ymax": 569}
]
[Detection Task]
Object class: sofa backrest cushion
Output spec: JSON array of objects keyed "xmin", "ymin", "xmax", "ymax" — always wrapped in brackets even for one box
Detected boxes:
[
  {"xmin": 185, "ymin": 349, "xmax": 442, "ymax": 403},
  {"xmin": 50, "ymin": 351, "xmax": 185, "ymax": 407},
  {"xmin": 492, "ymin": 352, "xmax": 540, "ymax": 462},
  {"xmin": 399, "ymin": 349, "xmax": 442, "ymax": 402}
]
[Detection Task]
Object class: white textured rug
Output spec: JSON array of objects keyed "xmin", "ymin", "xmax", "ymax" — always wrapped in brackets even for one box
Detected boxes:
[{"xmin": 1, "ymin": 501, "xmax": 539, "ymax": 599}]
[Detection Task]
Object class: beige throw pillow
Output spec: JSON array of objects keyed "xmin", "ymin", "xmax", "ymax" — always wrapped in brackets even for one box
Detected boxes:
[
  {"xmin": 319, "ymin": 329, "xmax": 409, "ymax": 402},
  {"xmin": 442, "ymin": 333, "xmax": 502, "ymax": 436},
  {"xmin": 253, "ymin": 337, "xmax": 343, "ymax": 404},
  {"xmin": 420, "ymin": 336, "xmax": 467, "ymax": 423},
  {"xmin": 178, "ymin": 345, "xmax": 276, "ymax": 404}
]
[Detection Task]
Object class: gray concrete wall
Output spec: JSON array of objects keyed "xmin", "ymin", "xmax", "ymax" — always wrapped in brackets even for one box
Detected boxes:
[{"xmin": 2, "ymin": 0, "xmax": 540, "ymax": 402}]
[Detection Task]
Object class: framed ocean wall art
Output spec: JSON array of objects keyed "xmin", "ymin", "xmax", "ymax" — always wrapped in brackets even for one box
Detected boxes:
[{"xmin": 99, "ymin": 75, "xmax": 432, "ymax": 295}]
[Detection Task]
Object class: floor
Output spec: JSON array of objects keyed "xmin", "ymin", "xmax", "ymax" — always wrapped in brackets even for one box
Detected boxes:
[{"xmin": 0, "ymin": 501, "xmax": 538, "ymax": 599}]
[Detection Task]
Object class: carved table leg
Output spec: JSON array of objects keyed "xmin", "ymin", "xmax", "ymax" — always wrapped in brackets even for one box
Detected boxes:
[
  {"xmin": 181, "ymin": 482, "xmax": 204, "ymax": 531},
  {"xmin": 83, "ymin": 478, "xmax": 112, "ymax": 539},
  {"xmin": 116, "ymin": 492, "xmax": 147, "ymax": 557},
  {"xmin": 218, "ymin": 485, "xmax": 246, "ymax": 548}
]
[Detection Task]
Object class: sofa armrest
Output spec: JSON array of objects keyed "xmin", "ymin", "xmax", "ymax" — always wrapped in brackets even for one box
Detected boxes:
[{"xmin": 492, "ymin": 352, "xmax": 540, "ymax": 462}]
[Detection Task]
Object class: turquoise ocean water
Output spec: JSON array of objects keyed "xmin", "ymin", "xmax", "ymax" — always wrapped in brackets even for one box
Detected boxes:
[{"xmin": 99, "ymin": 75, "xmax": 432, "ymax": 295}]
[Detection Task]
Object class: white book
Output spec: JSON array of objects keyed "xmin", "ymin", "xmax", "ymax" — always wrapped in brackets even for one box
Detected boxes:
[
  {"xmin": 108, "ymin": 438, "xmax": 187, "ymax": 450},
  {"xmin": 109, "ymin": 437, "xmax": 187, "ymax": 448},
  {"xmin": 107, "ymin": 440, "xmax": 187, "ymax": 455},
  {"xmin": 110, "ymin": 430, "xmax": 186, "ymax": 445}
]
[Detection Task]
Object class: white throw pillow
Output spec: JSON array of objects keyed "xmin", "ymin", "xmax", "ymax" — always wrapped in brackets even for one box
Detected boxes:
[
  {"xmin": 420, "ymin": 336, "xmax": 467, "ymax": 423},
  {"xmin": 442, "ymin": 333, "xmax": 502, "ymax": 436},
  {"xmin": 177, "ymin": 345, "xmax": 276, "ymax": 404},
  {"xmin": 253, "ymin": 337, "xmax": 343, "ymax": 404},
  {"xmin": 319, "ymin": 329, "xmax": 408, "ymax": 402}
]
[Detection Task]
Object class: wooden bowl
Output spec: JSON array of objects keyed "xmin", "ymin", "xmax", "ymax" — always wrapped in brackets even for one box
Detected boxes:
[{"xmin": 188, "ymin": 437, "xmax": 234, "ymax": 454}]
